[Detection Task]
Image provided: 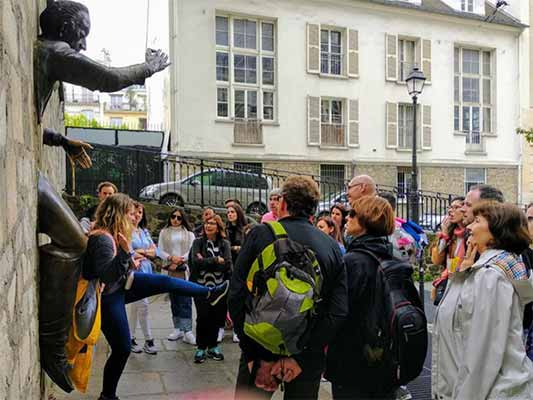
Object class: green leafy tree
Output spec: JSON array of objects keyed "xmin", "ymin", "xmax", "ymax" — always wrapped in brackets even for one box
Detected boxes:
[
  {"xmin": 64, "ymin": 113, "xmax": 102, "ymax": 128},
  {"xmin": 517, "ymin": 128, "xmax": 533, "ymax": 143}
]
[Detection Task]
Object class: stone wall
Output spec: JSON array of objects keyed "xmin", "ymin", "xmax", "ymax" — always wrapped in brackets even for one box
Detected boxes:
[
  {"xmin": 487, "ymin": 167, "xmax": 518, "ymax": 203},
  {"xmin": 0, "ymin": 0, "xmax": 65, "ymax": 399}
]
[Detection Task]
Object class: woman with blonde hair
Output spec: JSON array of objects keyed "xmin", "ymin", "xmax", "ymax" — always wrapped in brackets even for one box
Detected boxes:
[
  {"xmin": 433, "ymin": 201, "xmax": 533, "ymax": 400},
  {"xmin": 84, "ymin": 194, "xmax": 228, "ymax": 400}
]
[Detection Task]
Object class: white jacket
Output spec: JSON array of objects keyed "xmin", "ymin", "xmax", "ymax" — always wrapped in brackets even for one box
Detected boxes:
[{"xmin": 432, "ymin": 249, "xmax": 533, "ymax": 400}]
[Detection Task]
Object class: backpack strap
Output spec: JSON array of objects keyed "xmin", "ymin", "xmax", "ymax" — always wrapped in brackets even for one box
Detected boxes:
[{"xmin": 265, "ymin": 221, "xmax": 288, "ymax": 239}]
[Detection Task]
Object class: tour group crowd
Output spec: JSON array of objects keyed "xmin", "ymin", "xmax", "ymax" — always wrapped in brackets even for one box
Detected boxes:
[{"xmin": 80, "ymin": 174, "xmax": 533, "ymax": 400}]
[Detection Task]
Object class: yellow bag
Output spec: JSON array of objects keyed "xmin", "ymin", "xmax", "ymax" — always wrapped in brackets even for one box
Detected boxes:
[
  {"xmin": 65, "ymin": 277, "xmax": 102, "ymax": 392},
  {"xmin": 65, "ymin": 230, "xmax": 113, "ymax": 392}
]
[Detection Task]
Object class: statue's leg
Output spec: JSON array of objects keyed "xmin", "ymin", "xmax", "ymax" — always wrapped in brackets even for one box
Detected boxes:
[{"xmin": 38, "ymin": 174, "xmax": 87, "ymax": 393}]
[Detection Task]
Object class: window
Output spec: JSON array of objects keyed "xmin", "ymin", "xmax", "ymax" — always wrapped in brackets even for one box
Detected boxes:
[
  {"xmin": 110, "ymin": 117, "xmax": 123, "ymax": 127},
  {"xmin": 454, "ymin": 47, "xmax": 493, "ymax": 142},
  {"xmin": 320, "ymin": 29, "xmax": 342, "ymax": 75},
  {"xmin": 398, "ymin": 104, "xmax": 414, "ymax": 149},
  {"xmin": 110, "ymin": 95, "xmax": 122, "ymax": 109},
  {"xmin": 464, "ymin": 168, "xmax": 485, "ymax": 193},
  {"xmin": 215, "ymin": 15, "xmax": 276, "ymax": 122},
  {"xmin": 398, "ymin": 39, "xmax": 416, "ymax": 82},
  {"xmin": 217, "ymin": 88, "xmax": 229, "ymax": 117},
  {"xmin": 461, "ymin": 0, "xmax": 474, "ymax": 12},
  {"xmin": 234, "ymin": 162, "xmax": 263, "ymax": 175},
  {"xmin": 234, "ymin": 89, "xmax": 258, "ymax": 119},
  {"xmin": 320, "ymin": 99, "xmax": 345, "ymax": 146}
]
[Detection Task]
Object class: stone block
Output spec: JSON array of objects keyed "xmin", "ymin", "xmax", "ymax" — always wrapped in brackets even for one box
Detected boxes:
[
  {"xmin": 0, "ymin": 314, "xmax": 11, "ymax": 399},
  {"xmin": 7, "ymin": 272, "xmax": 16, "ymax": 320},
  {"xmin": 1, "ymin": 1, "xmax": 18, "ymax": 63},
  {"xmin": 5, "ymin": 151, "xmax": 17, "ymax": 231},
  {"xmin": 0, "ymin": 81, "xmax": 7, "ymax": 151}
]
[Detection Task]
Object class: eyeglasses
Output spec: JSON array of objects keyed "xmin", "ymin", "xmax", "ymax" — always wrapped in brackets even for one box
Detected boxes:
[
  {"xmin": 170, "ymin": 214, "xmax": 182, "ymax": 221},
  {"xmin": 346, "ymin": 182, "xmax": 363, "ymax": 191},
  {"xmin": 204, "ymin": 221, "xmax": 217, "ymax": 226}
]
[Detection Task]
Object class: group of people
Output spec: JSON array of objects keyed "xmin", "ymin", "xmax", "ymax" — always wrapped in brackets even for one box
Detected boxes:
[{"xmin": 79, "ymin": 174, "xmax": 533, "ymax": 400}]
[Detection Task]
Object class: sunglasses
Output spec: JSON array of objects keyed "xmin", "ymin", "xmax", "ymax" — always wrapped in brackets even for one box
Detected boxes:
[{"xmin": 171, "ymin": 214, "xmax": 182, "ymax": 221}]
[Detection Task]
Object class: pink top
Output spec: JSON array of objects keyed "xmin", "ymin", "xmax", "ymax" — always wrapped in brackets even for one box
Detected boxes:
[{"xmin": 260, "ymin": 211, "xmax": 278, "ymax": 223}]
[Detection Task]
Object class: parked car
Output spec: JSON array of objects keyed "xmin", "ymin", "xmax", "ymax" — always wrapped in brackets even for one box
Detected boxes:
[
  {"xmin": 419, "ymin": 213, "xmax": 446, "ymax": 232},
  {"xmin": 139, "ymin": 168, "xmax": 272, "ymax": 214},
  {"xmin": 316, "ymin": 191, "xmax": 349, "ymax": 217}
]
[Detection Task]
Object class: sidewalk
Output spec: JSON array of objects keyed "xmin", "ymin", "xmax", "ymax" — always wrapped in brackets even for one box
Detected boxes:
[{"xmin": 52, "ymin": 292, "xmax": 434, "ymax": 400}]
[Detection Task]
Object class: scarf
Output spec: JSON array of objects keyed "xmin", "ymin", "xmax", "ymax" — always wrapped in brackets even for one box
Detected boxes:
[{"xmin": 453, "ymin": 226, "xmax": 466, "ymax": 262}]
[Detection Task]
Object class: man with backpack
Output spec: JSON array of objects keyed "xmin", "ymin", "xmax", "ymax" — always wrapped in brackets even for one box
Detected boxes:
[{"xmin": 229, "ymin": 175, "xmax": 348, "ymax": 399}]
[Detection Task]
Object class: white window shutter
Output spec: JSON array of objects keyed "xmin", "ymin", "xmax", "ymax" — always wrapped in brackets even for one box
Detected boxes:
[
  {"xmin": 422, "ymin": 104, "xmax": 432, "ymax": 149},
  {"xmin": 385, "ymin": 34, "xmax": 398, "ymax": 81},
  {"xmin": 348, "ymin": 99, "xmax": 359, "ymax": 146},
  {"xmin": 386, "ymin": 102, "xmax": 398, "ymax": 148},
  {"xmin": 308, "ymin": 96, "xmax": 320, "ymax": 145},
  {"xmin": 348, "ymin": 29, "xmax": 359, "ymax": 78},
  {"xmin": 422, "ymin": 39, "xmax": 432, "ymax": 83},
  {"xmin": 307, "ymin": 23, "xmax": 320, "ymax": 74}
]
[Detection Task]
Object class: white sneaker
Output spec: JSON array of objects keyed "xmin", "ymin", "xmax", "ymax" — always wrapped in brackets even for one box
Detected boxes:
[
  {"xmin": 131, "ymin": 339, "xmax": 142, "ymax": 353},
  {"xmin": 217, "ymin": 328, "xmax": 225, "ymax": 343},
  {"xmin": 232, "ymin": 332, "xmax": 240, "ymax": 343},
  {"xmin": 167, "ymin": 329, "xmax": 183, "ymax": 341},
  {"xmin": 183, "ymin": 331, "xmax": 196, "ymax": 346},
  {"xmin": 143, "ymin": 339, "xmax": 158, "ymax": 355}
]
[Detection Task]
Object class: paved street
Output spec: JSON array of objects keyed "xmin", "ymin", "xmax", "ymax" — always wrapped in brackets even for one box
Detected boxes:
[{"xmin": 52, "ymin": 288, "xmax": 435, "ymax": 400}]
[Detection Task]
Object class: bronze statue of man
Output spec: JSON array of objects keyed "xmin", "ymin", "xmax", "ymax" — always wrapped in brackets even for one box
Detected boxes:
[{"xmin": 36, "ymin": 1, "xmax": 170, "ymax": 393}]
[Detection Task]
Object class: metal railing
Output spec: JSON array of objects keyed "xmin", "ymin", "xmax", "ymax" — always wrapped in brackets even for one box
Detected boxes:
[
  {"xmin": 66, "ymin": 143, "xmax": 459, "ymax": 231},
  {"xmin": 465, "ymin": 130, "xmax": 484, "ymax": 153},
  {"xmin": 321, "ymin": 123, "xmax": 345, "ymax": 146},
  {"xmin": 234, "ymin": 118, "xmax": 263, "ymax": 144}
]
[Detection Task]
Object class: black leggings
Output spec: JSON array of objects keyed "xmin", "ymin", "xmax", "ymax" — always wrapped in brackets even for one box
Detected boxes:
[
  {"xmin": 100, "ymin": 272, "xmax": 210, "ymax": 398},
  {"xmin": 194, "ymin": 297, "xmax": 227, "ymax": 350}
]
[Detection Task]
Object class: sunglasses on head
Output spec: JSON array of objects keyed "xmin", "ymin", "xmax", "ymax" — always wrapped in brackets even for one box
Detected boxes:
[{"xmin": 171, "ymin": 214, "xmax": 182, "ymax": 221}]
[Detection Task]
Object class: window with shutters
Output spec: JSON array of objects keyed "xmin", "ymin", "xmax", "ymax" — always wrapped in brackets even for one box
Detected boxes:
[
  {"xmin": 454, "ymin": 47, "xmax": 493, "ymax": 152},
  {"xmin": 461, "ymin": 0, "xmax": 474, "ymax": 12},
  {"xmin": 398, "ymin": 104, "xmax": 415, "ymax": 149},
  {"xmin": 308, "ymin": 96, "xmax": 358, "ymax": 147},
  {"xmin": 307, "ymin": 24, "xmax": 358, "ymax": 78},
  {"xmin": 386, "ymin": 35, "xmax": 431, "ymax": 84},
  {"xmin": 216, "ymin": 15, "xmax": 277, "ymax": 144},
  {"xmin": 464, "ymin": 168, "xmax": 486, "ymax": 194}
]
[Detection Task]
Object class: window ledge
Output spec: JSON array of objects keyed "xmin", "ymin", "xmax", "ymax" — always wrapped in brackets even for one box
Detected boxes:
[
  {"xmin": 453, "ymin": 131, "xmax": 467, "ymax": 137},
  {"xmin": 215, "ymin": 118, "xmax": 280, "ymax": 127},
  {"xmin": 464, "ymin": 150, "xmax": 487, "ymax": 156},
  {"xmin": 319, "ymin": 145, "xmax": 349, "ymax": 150},
  {"xmin": 262, "ymin": 121, "xmax": 280, "ymax": 127},
  {"xmin": 232, "ymin": 143, "xmax": 265, "ymax": 148},
  {"xmin": 215, "ymin": 118, "xmax": 234, "ymax": 124},
  {"xmin": 481, "ymin": 132, "xmax": 497, "ymax": 138},
  {"xmin": 396, "ymin": 148, "xmax": 423, "ymax": 153},
  {"xmin": 318, "ymin": 73, "xmax": 349, "ymax": 80}
]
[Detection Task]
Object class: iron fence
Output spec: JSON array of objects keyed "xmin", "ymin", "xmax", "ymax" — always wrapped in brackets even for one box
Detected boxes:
[{"xmin": 66, "ymin": 143, "xmax": 459, "ymax": 231}]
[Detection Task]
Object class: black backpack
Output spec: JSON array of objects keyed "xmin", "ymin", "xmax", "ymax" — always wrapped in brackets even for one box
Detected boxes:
[{"xmin": 354, "ymin": 250, "xmax": 428, "ymax": 386}]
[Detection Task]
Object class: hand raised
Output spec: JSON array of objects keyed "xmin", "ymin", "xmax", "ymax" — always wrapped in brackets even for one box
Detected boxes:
[
  {"xmin": 145, "ymin": 48, "xmax": 170, "ymax": 74},
  {"xmin": 63, "ymin": 138, "xmax": 93, "ymax": 169}
]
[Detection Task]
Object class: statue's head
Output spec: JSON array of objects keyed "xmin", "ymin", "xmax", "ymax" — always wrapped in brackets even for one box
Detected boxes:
[{"xmin": 40, "ymin": 1, "xmax": 90, "ymax": 52}]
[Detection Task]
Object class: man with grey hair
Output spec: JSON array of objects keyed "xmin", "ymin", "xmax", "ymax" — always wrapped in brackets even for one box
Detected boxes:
[
  {"xmin": 461, "ymin": 184, "xmax": 504, "ymax": 226},
  {"xmin": 346, "ymin": 175, "xmax": 377, "ymax": 206},
  {"xmin": 261, "ymin": 189, "xmax": 282, "ymax": 223}
]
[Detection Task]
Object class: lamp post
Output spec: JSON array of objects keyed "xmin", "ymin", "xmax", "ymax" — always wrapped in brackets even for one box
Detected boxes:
[
  {"xmin": 405, "ymin": 66, "xmax": 426, "ymax": 225},
  {"xmin": 405, "ymin": 66, "xmax": 426, "ymax": 308}
]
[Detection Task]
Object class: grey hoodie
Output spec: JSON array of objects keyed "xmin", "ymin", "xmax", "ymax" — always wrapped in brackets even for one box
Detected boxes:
[{"xmin": 432, "ymin": 249, "xmax": 533, "ymax": 400}]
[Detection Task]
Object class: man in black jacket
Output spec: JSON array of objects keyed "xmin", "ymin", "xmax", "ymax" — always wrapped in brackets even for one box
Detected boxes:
[{"xmin": 229, "ymin": 176, "xmax": 348, "ymax": 399}]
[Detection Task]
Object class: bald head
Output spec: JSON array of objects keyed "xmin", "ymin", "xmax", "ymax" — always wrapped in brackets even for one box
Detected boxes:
[{"xmin": 347, "ymin": 174, "xmax": 377, "ymax": 205}]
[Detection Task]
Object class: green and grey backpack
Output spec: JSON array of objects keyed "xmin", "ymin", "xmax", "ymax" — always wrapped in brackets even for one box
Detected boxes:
[{"xmin": 244, "ymin": 221, "xmax": 322, "ymax": 356}]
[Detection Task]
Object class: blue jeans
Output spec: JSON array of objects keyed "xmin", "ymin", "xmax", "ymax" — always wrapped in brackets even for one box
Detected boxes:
[
  {"xmin": 100, "ymin": 272, "xmax": 209, "ymax": 398},
  {"xmin": 169, "ymin": 292, "xmax": 192, "ymax": 332}
]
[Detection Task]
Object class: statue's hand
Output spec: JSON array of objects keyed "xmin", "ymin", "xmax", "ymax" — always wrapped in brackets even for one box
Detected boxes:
[
  {"xmin": 63, "ymin": 138, "xmax": 93, "ymax": 169},
  {"xmin": 145, "ymin": 48, "xmax": 170, "ymax": 74}
]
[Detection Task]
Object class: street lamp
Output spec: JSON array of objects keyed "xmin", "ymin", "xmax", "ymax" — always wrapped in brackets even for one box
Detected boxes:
[{"xmin": 405, "ymin": 66, "xmax": 426, "ymax": 225}]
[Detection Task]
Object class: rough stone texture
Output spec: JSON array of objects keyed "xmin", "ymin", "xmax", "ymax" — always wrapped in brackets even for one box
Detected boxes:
[
  {"xmin": 421, "ymin": 166, "xmax": 465, "ymax": 195},
  {"xmin": 0, "ymin": 0, "xmax": 65, "ymax": 399},
  {"xmin": 487, "ymin": 167, "xmax": 518, "ymax": 203}
]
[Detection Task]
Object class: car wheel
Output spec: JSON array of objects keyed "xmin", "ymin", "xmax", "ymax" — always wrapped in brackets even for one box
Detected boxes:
[
  {"xmin": 247, "ymin": 202, "xmax": 267, "ymax": 215},
  {"xmin": 160, "ymin": 194, "xmax": 184, "ymax": 207}
]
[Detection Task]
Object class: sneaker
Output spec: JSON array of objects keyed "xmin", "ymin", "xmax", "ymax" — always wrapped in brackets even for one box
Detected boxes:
[
  {"xmin": 194, "ymin": 349, "xmax": 206, "ymax": 364},
  {"xmin": 207, "ymin": 346, "xmax": 224, "ymax": 361},
  {"xmin": 217, "ymin": 328, "xmax": 225, "ymax": 343},
  {"xmin": 396, "ymin": 386, "xmax": 412, "ymax": 400},
  {"xmin": 207, "ymin": 281, "xmax": 229, "ymax": 306},
  {"xmin": 130, "ymin": 339, "xmax": 142, "ymax": 354},
  {"xmin": 232, "ymin": 332, "xmax": 240, "ymax": 343},
  {"xmin": 167, "ymin": 329, "xmax": 183, "ymax": 341},
  {"xmin": 143, "ymin": 339, "xmax": 157, "ymax": 355},
  {"xmin": 183, "ymin": 331, "xmax": 196, "ymax": 345}
]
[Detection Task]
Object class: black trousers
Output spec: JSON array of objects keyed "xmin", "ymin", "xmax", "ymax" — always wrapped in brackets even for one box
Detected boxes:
[
  {"xmin": 234, "ymin": 353, "xmax": 322, "ymax": 400},
  {"xmin": 194, "ymin": 296, "xmax": 227, "ymax": 350},
  {"xmin": 331, "ymin": 383, "xmax": 396, "ymax": 400}
]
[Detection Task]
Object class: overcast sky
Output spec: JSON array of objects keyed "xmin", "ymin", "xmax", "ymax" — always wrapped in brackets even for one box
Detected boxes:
[{"xmin": 77, "ymin": 0, "xmax": 170, "ymax": 128}]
